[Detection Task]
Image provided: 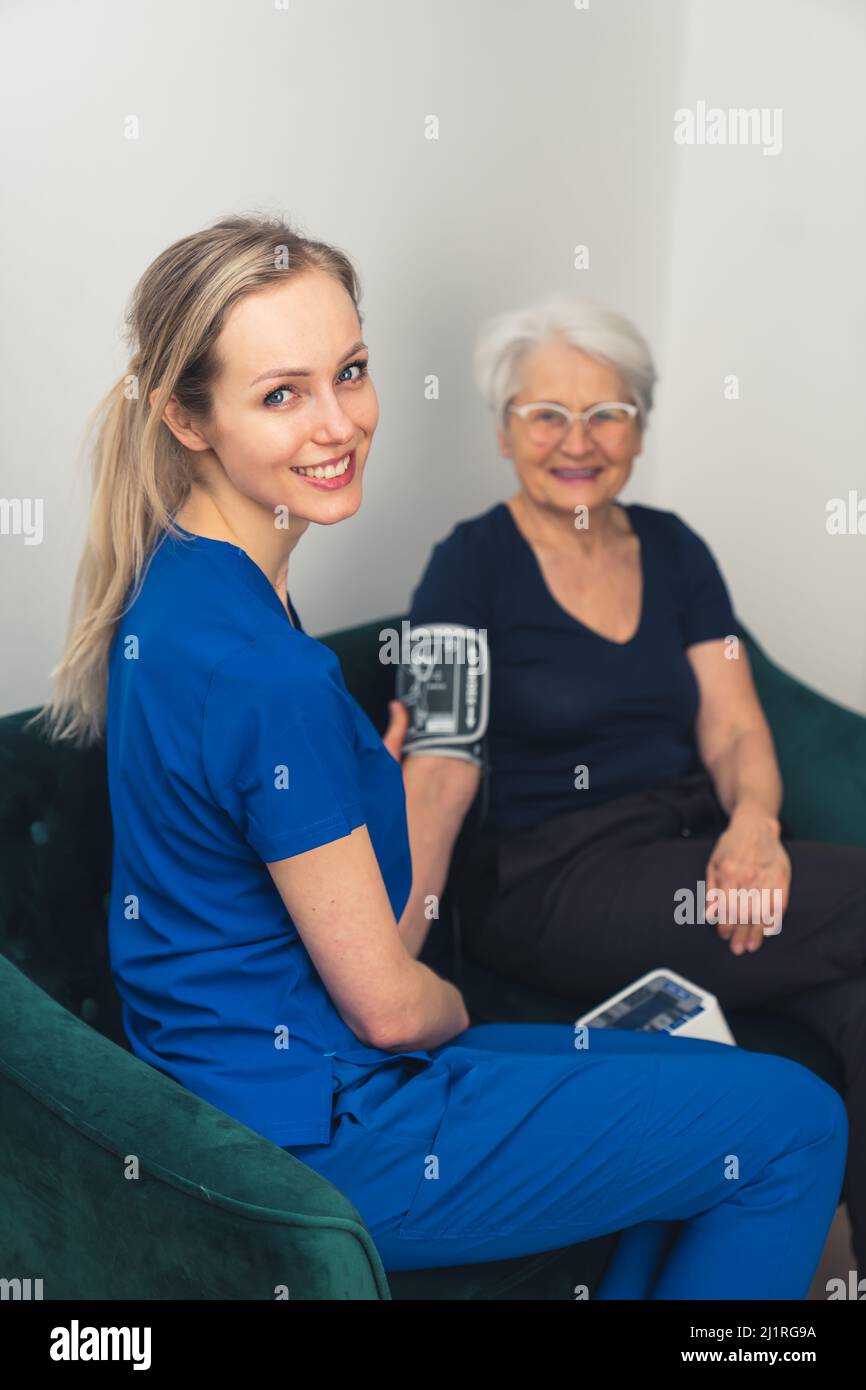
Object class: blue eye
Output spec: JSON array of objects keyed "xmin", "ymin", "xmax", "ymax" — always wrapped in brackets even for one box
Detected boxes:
[
  {"xmin": 338, "ymin": 358, "xmax": 369, "ymax": 384},
  {"xmin": 263, "ymin": 358, "xmax": 369, "ymax": 407},
  {"xmin": 263, "ymin": 386, "xmax": 295, "ymax": 407}
]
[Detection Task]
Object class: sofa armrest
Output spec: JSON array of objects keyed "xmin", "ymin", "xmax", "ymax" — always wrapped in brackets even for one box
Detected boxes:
[
  {"xmin": 0, "ymin": 954, "xmax": 390, "ymax": 1300},
  {"xmin": 743, "ymin": 629, "xmax": 866, "ymax": 848}
]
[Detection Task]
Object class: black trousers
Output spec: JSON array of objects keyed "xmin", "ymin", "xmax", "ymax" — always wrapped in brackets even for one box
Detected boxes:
[{"xmin": 453, "ymin": 769, "xmax": 866, "ymax": 1268}]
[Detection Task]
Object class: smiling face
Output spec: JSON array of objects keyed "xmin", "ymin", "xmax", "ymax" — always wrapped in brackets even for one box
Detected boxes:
[
  {"xmin": 172, "ymin": 267, "xmax": 378, "ymax": 528},
  {"xmin": 497, "ymin": 338, "xmax": 643, "ymax": 519}
]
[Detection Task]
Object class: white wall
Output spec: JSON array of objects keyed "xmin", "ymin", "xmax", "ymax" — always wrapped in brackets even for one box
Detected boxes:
[
  {"xmin": 1, "ymin": 0, "xmax": 863, "ymax": 717},
  {"xmin": 648, "ymin": 0, "xmax": 866, "ymax": 713}
]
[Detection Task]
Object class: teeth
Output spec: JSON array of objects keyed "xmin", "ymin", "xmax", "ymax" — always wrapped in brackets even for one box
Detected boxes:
[{"xmin": 292, "ymin": 454, "xmax": 351, "ymax": 479}]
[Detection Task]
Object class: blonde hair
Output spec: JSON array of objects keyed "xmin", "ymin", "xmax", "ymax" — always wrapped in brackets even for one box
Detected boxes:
[{"xmin": 32, "ymin": 213, "xmax": 361, "ymax": 748}]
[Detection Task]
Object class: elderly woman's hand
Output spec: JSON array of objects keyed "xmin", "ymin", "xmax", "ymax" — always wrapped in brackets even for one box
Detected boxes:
[{"xmin": 705, "ymin": 805, "xmax": 792, "ymax": 955}]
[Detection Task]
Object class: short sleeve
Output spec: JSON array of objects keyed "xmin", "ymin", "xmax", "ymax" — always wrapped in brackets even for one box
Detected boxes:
[
  {"xmin": 670, "ymin": 513, "xmax": 740, "ymax": 647},
  {"xmin": 408, "ymin": 522, "xmax": 492, "ymax": 631},
  {"xmin": 201, "ymin": 635, "xmax": 366, "ymax": 862}
]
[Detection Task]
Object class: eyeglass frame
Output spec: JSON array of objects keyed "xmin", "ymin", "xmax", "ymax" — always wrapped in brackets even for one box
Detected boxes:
[{"xmin": 507, "ymin": 399, "xmax": 640, "ymax": 433}]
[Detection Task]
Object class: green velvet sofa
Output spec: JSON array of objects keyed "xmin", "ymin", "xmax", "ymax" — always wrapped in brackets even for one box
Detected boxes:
[{"xmin": 1, "ymin": 615, "xmax": 864, "ymax": 1300}]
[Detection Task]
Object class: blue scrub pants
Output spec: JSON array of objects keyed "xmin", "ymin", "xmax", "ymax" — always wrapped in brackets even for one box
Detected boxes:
[{"xmin": 286, "ymin": 1023, "xmax": 847, "ymax": 1298}]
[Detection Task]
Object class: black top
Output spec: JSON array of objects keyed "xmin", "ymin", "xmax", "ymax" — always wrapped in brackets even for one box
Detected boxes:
[{"xmin": 408, "ymin": 501, "xmax": 740, "ymax": 836}]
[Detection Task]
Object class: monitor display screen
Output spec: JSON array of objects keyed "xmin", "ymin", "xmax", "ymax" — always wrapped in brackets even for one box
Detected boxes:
[{"xmin": 588, "ymin": 977, "xmax": 704, "ymax": 1033}]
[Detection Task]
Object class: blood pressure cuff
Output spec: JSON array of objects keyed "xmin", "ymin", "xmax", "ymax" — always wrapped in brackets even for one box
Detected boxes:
[{"xmin": 395, "ymin": 623, "xmax": 490, "ymax": 766}]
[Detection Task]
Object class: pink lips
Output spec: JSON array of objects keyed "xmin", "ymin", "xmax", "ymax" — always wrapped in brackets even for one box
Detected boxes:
[{"xmin": 292, "ymin": 450, "xmax": 357, "ymax": 491}]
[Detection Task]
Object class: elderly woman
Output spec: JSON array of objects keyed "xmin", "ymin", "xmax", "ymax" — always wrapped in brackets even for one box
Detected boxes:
[{"xmin": 401, "ymin": 295, "xmax": 866, "ymax": 1270}]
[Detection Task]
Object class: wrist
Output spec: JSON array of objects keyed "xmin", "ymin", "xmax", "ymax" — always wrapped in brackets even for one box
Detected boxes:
[{"xmin": 730, "ymin": 799, "xmax": 781, "ymax": 836}]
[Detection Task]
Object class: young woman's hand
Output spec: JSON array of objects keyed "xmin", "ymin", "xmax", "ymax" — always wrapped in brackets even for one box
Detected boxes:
[
  {"xmin": 382, "ymin": 699, "xmax": 410, "ymax": 761},
  {"xmin": 705, "ymin": 806, "xmax": 791, "ymax": 955}
]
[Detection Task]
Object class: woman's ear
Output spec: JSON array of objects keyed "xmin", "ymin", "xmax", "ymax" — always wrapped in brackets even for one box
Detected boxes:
[
  {"xmin": 496, "ymin": 425, "xmax": 512, "ymax": 459},
  {"xmin": 154, "ymin": 391, "xmax": 211, "ymax": 454}
]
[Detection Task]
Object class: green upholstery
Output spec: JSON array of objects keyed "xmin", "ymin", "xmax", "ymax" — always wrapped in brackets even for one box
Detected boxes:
[
  {"xmin": 1, "ymin": 613, "xmax": 863, "ymax": 1299},
  {"xmin": 1, "ymin": 955, "xmax": 388, "ymax": 1300},
  {"xmin": 740, "ymin": 630, "xmax": 866, "ymax": 848}
]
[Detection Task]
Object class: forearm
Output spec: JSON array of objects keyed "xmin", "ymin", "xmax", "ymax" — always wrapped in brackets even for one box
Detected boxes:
[
  {"xmin": 399, "ymin": 753, "xmax": 481, "ymax": 958},
  {"xmin": 385, "ymin": 959, "xmax": 470, "ymax": 1050},
  {"xmin": 704, "ymin": 724, "xmax": 782, "ymax": 827}
]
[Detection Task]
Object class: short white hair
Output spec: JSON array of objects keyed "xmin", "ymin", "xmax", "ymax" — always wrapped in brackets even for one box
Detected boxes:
[{"xmin": 472, "ymin": 294, "xmax": 657, "ymax": 428}]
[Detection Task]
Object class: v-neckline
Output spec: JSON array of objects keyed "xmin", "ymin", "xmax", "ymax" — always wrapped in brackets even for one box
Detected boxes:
[
  {"xmin": 500, "ymin": 500, "xmax": 646, "ymax": 647},
  {"xmin": 168, "ymin": 521, "xmax": 304, "ymax": 633}
]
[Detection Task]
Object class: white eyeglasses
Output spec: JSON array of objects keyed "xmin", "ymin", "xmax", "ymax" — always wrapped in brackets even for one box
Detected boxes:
[{"xmin": 508, "ymin": 400, "xmax": 639, "ymax": 445}]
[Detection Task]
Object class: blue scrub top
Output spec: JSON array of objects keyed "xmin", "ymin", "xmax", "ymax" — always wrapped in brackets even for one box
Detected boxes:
[
  {"xmin": 106, "ymin": 523, "xmax": 431, "ymax": 1148},
  {"xmin": 409, "ymin": 502, "xmax": 740, "ymax": 836}
]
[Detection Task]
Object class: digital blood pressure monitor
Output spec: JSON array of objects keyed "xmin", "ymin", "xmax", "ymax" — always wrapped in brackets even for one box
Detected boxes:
[{"xmin": 576, "ymin": 968, "xmax": 737, "ymax": 1046}]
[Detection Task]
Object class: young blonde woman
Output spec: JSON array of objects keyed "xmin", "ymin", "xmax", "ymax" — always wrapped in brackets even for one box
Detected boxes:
[{"xmin": 38, "ymin": 214, "xmax": 847, "ymax": 1296}]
